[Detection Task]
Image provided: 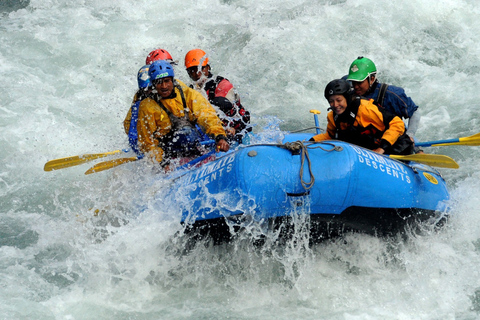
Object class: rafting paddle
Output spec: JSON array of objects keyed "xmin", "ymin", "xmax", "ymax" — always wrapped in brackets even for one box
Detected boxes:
[
  {"xmin": 84, "ymin": 140, "xmax": 217, "ymax": 175},
  {"xmin": 44, "ymin": 149, "xmax": 129, "ymax": 171},
  {"xmin": 416, "ymin": 132, "xmax": 480, "ymax": 147},
  {"xmin": 84, "ymin": 149, "xmax": 217, "ymax": 175},
  {"xmin": 84, "ymin": 157, "xmax": 140, "ymax": 175},
  {"xmin": 389, "ymin": 153, "xmax": 459, "ymax": 169},
  {"xmin": 46, "ymin": 140, "xmax": 216, "ymax": 173}
]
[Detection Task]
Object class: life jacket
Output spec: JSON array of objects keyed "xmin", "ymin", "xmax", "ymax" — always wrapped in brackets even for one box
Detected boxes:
[
  {"xmin": 203, "ymin": 75, "xmax": 252, "ymax": 143},
  {"xmin": 127, "ymin": 101, "xmax": 144, "ymax": 158},
  {"xmin": 128, "ymin": 88, "xmax": 155, "ymax": 158},
  {"xmin": 370, "ymin": 90, "xmax": 414, "ymax": 155},
  {"xmin": 204, "ymin": 75, "xmax": 225, "ymax": 102},
  {"xmin": 365, "ymin": 81, "xmax": 417, "ymax": 119},
  {"xmin": 333, "ymin": 98, "xmax": 414, "ymax": 155},
  {"xmin": 154, "ymin": 83, "xmax": 204, "ymax": 159},
  {"xmin": 128, "ymin": 83, "xmax": 206, "ymax": 159},
  {"xmin": 333, "ymin": 98, "xmax": 383, "ymax": 150},
  {"xmin": 375, "ymin": 83, "xmax": 389, "ymax": 108}
]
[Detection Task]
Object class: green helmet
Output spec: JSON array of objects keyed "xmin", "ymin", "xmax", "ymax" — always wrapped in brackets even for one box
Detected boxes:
[{"xmin": 346, "ymin": 56, "xmax": 377, "ymax": 82}]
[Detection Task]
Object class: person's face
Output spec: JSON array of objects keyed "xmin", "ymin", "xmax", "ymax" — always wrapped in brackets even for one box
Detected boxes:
[
  {"xmin": 186, "ymin": 65, "xmax": 209, "ymax": 81},
  {"xmin": 153, "ymin": 77, "xmax": 174, "ymax": 98},
  {"xmin": 351, "ymin": 75, "xmax": 375, "ymax": 96},
  {"xmin": 328, "ymin": 94, "xmax": 347, "ymax": 115}
]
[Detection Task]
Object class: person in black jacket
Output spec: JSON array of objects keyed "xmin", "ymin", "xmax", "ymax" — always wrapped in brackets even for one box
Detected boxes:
[{"xmin": 184, "ymin": 48, "xmax": 252, "ymax": 144}]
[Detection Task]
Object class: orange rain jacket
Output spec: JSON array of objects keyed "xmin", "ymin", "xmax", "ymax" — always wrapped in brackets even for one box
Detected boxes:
[{"xmin": 312, "ymin": 98, "xmax": 408, "ymax": 152}]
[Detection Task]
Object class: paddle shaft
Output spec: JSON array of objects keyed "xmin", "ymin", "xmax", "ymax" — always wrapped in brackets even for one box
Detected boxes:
[
  {"xmin": 416, "ymin": 138, "xmax": 461, "ymax": 147},
  {"xmin": 45, "ymin": 140, "xmax": 215, "ymax": 172},
  {"xmin": 309, "ymin": 109, "xmax": 322, "ymax": 134},
  {"xmin": 84, "ymin": 140, "xmax": 217, "ymax": 174},
  {"xmin": 416, "ymin": 132, "xmax": 480, "ymax": 147}
]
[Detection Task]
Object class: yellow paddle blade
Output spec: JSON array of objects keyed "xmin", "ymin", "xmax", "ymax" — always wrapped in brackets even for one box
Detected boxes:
[
  {"xmin": 84, "ymin": 157, "xmax": 139, "ymax": 175},
  {"xmin": 44, "ymin": 150, "xmax": 122, "ymax": 171},
  {"xmin": 389, "ymin": 154, "xmax": 459, "ymax": 169},
  {"xmin": 432, "ymin": 132, "xmax": 480, "ymax": 147}
]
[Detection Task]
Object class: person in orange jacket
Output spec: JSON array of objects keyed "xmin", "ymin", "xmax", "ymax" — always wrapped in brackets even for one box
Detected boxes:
[
  {"xmin": 311, "ymin": 79, "xmax": 414, "ymax": 155},
  {"xmin": 123, "ymin": 60, "xmax": 229, "ymax": 167}
]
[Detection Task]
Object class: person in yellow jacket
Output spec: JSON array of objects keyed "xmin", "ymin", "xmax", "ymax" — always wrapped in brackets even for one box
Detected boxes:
[
  {"xmin": 123, "ymin": 60, "xmax": 229, "ymax": 166},
  {"xmin": 312, "ymin": 79, "xmax": 413, "ymax": 155}
]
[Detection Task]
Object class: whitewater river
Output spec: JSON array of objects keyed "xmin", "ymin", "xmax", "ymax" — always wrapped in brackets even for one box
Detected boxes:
[{"xmin": 1, "ymin": 0, "xmax": 480, "ymax": 319}]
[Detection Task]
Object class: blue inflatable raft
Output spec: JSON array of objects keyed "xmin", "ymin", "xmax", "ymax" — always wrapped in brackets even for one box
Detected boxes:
[{"xmin": 163, "ymin": 133, "xmax": 450, "ymax": 243}]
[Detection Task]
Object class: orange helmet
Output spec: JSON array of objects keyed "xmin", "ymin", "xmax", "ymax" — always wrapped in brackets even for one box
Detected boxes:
[
  {"xmin": 145, "ymin": 49, "xmax": 174, "ymax": 65},
  {"xmin": 184, "ymin": 49, "xmax": 209, "ymax": 69}
]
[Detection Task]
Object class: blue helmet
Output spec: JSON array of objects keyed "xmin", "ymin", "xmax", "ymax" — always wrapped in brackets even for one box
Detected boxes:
[
  {"xmin": 148, "ymin": 60, "xmax": 175, "ymax": 82},
  {"xmin": 137, "ymin": 65, "xmax": 151, "ymax": 89}
]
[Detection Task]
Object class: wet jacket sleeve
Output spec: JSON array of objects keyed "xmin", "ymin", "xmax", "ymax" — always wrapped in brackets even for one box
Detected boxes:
[
  {"xmin": 406, "ymin": 108, "xmax": 421, "ymax": 138},
  {"xmin": 183, "ymin": 85, "xmax": 226, "ymax": 138},
  {"xmin": 312, "ymin": 112, "xmax": 336, "ymax": 142},
  {"xmin": 123, "ymin": 108, "xmax": 132, "ymax": 135},
  {"xmin": 357, "ymin": 100, "xmax": 405, "ymax": 149},
  {"xmin": 135, "ymin": 98, "xmax": 172, "ymax": 163}
]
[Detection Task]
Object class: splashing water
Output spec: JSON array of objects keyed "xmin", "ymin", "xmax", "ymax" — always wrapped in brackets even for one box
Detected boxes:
[{"xmin": 1, "ymin": 0, "xmax": 480, "ymax": 319}]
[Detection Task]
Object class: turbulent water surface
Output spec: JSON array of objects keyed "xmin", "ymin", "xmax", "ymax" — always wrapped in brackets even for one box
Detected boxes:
[{"xmin": 1, "ymin": 0, "xmax": 480, "ymax": 319}]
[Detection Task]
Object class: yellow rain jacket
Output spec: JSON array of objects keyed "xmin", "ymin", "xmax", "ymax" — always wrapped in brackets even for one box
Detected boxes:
[{"xmin": 124, "ymin": 80, "xmax": 226, "ymax": 162}]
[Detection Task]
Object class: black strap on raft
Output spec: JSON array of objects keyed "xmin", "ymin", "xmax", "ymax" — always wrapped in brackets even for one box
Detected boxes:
[{"xmin": 376, "ymin": 83, "xmax": 389, "ymax": 107}]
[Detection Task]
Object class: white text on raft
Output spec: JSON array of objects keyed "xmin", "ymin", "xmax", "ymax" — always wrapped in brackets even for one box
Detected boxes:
[
  {"xmin": 351, "ymin": 146, "xmax": 411, "ymax": 184},
  {"xmin": 185, "ymin": 154, "xmax": 235, "ymax": 186}
]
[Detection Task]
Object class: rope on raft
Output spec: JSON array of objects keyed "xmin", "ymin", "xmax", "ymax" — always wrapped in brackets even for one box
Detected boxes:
[{"xmin": 282, "ymin": 140, "xmax": 341, "ymax": 191}]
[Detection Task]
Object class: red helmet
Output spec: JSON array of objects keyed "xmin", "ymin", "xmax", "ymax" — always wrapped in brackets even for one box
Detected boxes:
[
  {"xmin": 145, "ymin": 49, "xmax": 174, "ymax": 65},
  {"xmin": 184, "ymin": 49, "xmax": 209, "ymax": 69}
]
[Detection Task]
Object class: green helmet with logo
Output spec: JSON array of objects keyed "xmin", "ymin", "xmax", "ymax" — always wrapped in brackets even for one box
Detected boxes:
[{"xmin": 346, "ymin": 56, "xmax": 377, "ymax": 82}]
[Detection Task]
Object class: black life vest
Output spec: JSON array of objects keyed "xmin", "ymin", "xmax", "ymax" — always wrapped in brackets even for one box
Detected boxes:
[
  {"xmin": 333, "ymin": 98, "xmax": 413, "ymax": 155},
  {"xmin": 204, "ymin": 76, "xmax": 252, "ymax": 142},
  {"xmin": 333, "ymin": 98, "xmax": 382, "ymax": 150},
  {"xmin": 363, "ymin": 81, "xmax": 389, "ymax": 108},
  {"xmin": 375, "ymin": 83, "xmax": 389, "ymax": 107},
  {"xmin": 204, "ymin": 75, "xmax": 225, "ymax": 102}
]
